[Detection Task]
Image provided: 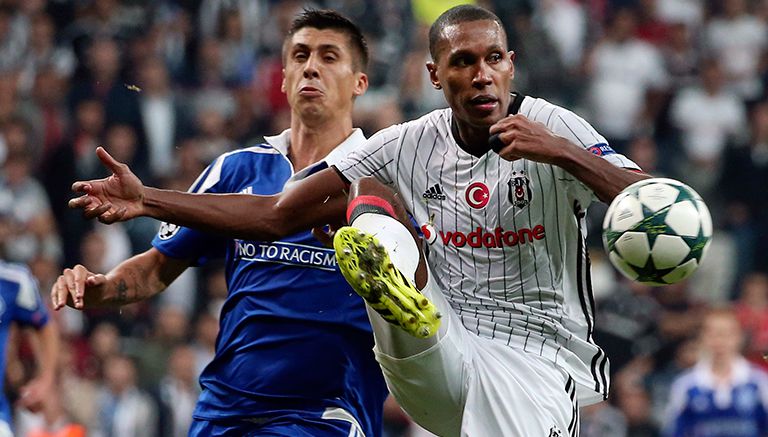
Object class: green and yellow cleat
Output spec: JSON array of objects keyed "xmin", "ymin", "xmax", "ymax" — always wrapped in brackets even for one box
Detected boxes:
[{"xmin": 333, "ymin": 226, "xmax": 442, "ymax": 339}]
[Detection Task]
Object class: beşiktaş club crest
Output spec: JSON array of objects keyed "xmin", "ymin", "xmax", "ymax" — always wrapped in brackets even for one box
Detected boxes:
[
  {"xmin": 508, "ymin": 171, "xmax": 532, "ymax": 208},
  {"xmin": 158, "ymin": 222, "xmax": 181, "ymax": 240}
]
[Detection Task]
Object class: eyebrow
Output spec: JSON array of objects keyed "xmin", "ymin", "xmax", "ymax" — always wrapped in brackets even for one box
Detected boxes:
[
  {"xmin": 291, "ymin": 43, "xmax": 342, "ymax": 53},
  {"xmin": 448, "ymin": 44, "xmax": 505, "ymax": 59}
]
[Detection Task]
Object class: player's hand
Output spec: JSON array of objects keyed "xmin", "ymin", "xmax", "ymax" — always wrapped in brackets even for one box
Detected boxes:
[
  {"xmin": 489, "ymin": 114, "xmax": 574, "ymax": 164},
  {"xmin": 51, "ymin": 264, "xmax": 107, "ymax": 311},
  {"xmin": 312, "ymin": 224, "xmax": 339, "ymax": 248},
  {"xmin": 17, "ymin": 375, "xmax": 53, "ymax": 413},
  {"xmin": 68, "ymin": 147, "xmax": 146, "ymax": 224}
]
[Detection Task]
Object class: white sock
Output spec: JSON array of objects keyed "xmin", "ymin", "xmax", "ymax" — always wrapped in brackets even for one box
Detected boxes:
[{"xmin": 350, "ymin": 213, "xmax": 421, "ymax": 283}]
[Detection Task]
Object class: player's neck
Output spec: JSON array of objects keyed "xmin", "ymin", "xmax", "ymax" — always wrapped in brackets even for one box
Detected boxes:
[
  {"xmin": 710, "ymin": 356, "xmax": 735, "ymax": 380},
  {"xmin": 289, "ymin": 118, "xmax": 353, "ymax": 171},
  {"xmin": 452, "ymin": 118, "xmax": 492, "ymax": 158}
]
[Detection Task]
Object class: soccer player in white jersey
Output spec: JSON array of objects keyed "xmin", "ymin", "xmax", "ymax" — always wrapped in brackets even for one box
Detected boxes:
[{"xmin": 67, "ymin": 5, "xmax": 650, "ymax": 436}]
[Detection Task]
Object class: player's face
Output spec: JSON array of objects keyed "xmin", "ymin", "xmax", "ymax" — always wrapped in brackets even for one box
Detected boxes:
[
  {"xmin": 282, "ymin": 28, "xmax": 367, "ymax": 122},
  {"xmin": 701, "ymin": 314, "xmax": 742, "ymax": 359},
  {"xmin": 427, "ymin": 20, "xmax": 514, "ymax": 129}
]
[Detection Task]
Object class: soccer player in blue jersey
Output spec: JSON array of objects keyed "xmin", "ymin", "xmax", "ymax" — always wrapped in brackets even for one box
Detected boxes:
[
  {"xmin": 664, "ymin": 308, "xmax": 768, "ymax": 437},
  {"xmin": 51, "ymin": 9, "xmax": 387, "ymax": 436},
  {"xmin": 0, "ymin": 261, "xmax": 59, "ymax": 436}
]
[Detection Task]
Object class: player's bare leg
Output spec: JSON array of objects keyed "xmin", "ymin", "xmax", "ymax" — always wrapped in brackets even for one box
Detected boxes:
[{"xmin": 334, "ymin": 177, "xmax": 446, "ymax": 355}]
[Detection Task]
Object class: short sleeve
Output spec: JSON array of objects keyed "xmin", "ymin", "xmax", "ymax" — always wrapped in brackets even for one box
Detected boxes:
[
  {"xmin": 7, "ymin": 268, "xmax": 48, "ymax": 329},
  {"xmin": 152, "ymin": 154, "xmax": 231, "ymax": 263},
  {"xmin": 549, "ymin": 106, "xmax": 641, "ymax": 206},
  {"xmin": 334, "ymin": 124, "xmax": 402, "ymax": 185}
]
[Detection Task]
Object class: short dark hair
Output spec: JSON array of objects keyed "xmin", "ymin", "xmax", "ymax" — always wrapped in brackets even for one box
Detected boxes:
[
  {"xmin": 428, "ymin": 5, "xmax": 505, "ymax": 61},
  {"xmin": 283, "ymin": 9, "xmax": 369, "ymax": 72}
]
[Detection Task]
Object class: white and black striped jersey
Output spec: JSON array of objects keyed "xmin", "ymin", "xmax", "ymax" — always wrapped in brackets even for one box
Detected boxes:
[{"xmin": 335, "ymin": 94, "xmax": 639, "ymax": 404}]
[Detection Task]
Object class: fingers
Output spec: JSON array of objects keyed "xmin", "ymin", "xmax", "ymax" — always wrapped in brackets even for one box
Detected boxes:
[
  {"xmin": 69, "ymin": 194, "xmax": 120, "ymax": 222},
  {"xmin": 51, "ymin": 265, "xmax": 94, "ymax": 310},
  {"xmin": 490, "ymin": 114, "xmax": 532, "ymax": 134},
  {"xmin": 51, "ymin": 272, "xmax": 75, "ymax": 310},
  {"xmin": 18, "ymin": 381, "xmax": 47, "ymax": 412},
  {"xmin": 311, "ymin": 226, "xmax": 335, "ymax": 248},
  {"xmin": 86, "ymin": 273, "xmax": 107, "ymax": 287},
  {"xmin": 98, "ymin": 206, "xmax": 126, "ymax": 224},
  {"xmin": 51, "ymin": 276, "xmax": 69, "ymax": 310},
  {"xmin": 83, "ymin": 202, "xmax": 113, "ymax": 220},
  {"xmin": 71, "ymin": 181, "xmax": 92, "ymax": 194},
  {"xmin": 69, "ymin": 194, "xmax": 104, "ymax": 211},
  {"xmin": 62, "ymin": 268, "xmax": 83, "ymax": 309},
  {"xmin": 96, "ymin": 146, "xmax": 128, "ymax": 175}
]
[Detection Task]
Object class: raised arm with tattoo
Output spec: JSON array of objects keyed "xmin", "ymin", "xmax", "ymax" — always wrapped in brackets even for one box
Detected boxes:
[{"xmin": 51, "ymin": 248, "xmax": 189, "ymax": 310}]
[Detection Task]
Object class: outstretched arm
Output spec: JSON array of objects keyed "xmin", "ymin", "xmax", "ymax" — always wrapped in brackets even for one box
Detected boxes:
[
  {"xmin": 51, "ymin": 247, "xmax": 190, "ymax": 310},
  {"xmin": 70, "ymin": 147, "xmax": 350, "ymax": 240},
  {"xmin": 17, "ymin": 322, "xmax": 59, "ymax": 412},
  {"xmin": 490, "ymin": 115, "xmax": 649, "ymax": 202}
]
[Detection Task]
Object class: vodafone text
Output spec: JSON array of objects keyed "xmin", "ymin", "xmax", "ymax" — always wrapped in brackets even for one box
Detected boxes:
[{"xmin": 437, "ymin": 225, "xmax": 545, "ymax": 248}]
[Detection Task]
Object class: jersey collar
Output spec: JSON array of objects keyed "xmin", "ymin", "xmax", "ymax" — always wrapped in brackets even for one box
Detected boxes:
[
  {"xmin": 264, "ymin": 128, "xmax": 366, "ymax": 167},
  {"xmin": 450, "ymin": 92, "xmax": 525, "ymax": 158},
  {"xmin": 265, "ymin": 128, "xmax": 367, "ymax": 180},
  {"xmin": 692, "ymin": 356, "xmax": 752, "ymax": 388}
]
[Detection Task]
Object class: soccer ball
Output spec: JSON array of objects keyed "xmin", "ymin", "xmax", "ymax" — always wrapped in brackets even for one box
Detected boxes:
[{"xmin": 602, "ymin": 178, "xmax": 712, "ymax": 285}]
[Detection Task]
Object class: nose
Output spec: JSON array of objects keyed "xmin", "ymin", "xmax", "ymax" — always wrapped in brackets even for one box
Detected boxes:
[
  {"xmin": 472, "ymin": 62, "xmax": 492, "ymax": 88},
  {"xmin": 303, "ymin": 54, "xmax": 320, "ymax": 79}
]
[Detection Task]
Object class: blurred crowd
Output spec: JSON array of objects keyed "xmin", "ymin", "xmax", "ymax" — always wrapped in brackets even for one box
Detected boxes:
[{"xmin": 0, "ymin": 0, "xmax": 767, "ymax": 436}]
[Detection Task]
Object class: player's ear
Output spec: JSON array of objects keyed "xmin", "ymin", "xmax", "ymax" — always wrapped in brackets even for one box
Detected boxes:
[
  {"xmin": 508, "ymin": 51, "xmax": 515, "ymax": 81},
  {"xmin": 426, "ymin": 62, "xmax": 441, "ymax": 90},
  {"xmin": 353, "ymin": 72, "xmax": 368, "ymax": 97},
  {"xmin": 281, "ymin": 69, "xmax": 287, "ymax": 93}
]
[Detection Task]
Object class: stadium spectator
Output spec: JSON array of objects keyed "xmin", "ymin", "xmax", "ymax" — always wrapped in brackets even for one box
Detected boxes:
[
  {"xmin": 585, "ymin": 6, "xmax": 668, "ymax": 151},
  {"xmin": 662, "ymin": 307, "xmax": 768, "ymax": 437},
  {"xmin": 67, "ymin": 5, "xmax": 649, "ymax": 435},
  {"xmin": 618, "ymin": 386, "xmax": 661, "ymax": 437},
  {"xmin": 660, "ymin": 21, "xmax": 698, "ymax": 90},
  {"xmin": 133, "ymin": 56, "xmax": 190, "ymax": 183},
  {"xmin": 734, "ymin": 272, "xmax": 768, "ymax": 367},
  {"xmin": 17, "ymin": 12, "xmax": 75, "ymax": 95},
  {"xmin": 669, "ymin": 58, "xmax": 747, "ymax": 198},
  {"xmin": 581, "ymin": 402, "xmax": 628, "ymax": 437},
  {"xmin": 67, "ymin": 37, "xmax": 140, "ymax": 132},
  {"xmin": 54, "ymin": 9, "xmax": 388, "ymax": 437},
  {"xmin": 0, "ymin": 148, "xmax": 61, "ymax": 264},
  {"xmin": 704, "ymin": 0, "xmax": 768, "ymax": 101},
  {"xmin": 157, "ymin": 344, "xmax": 199, "ymax": 437},
  {"xmin": 190, "ymin": 312, "xmax": 217, "ymax": 378},
  {"xmin": 57, "ymin": 342, "xmax": 98, "ymax": 431},
  {"xmin": 719, "ymin": 100, "xmax": 768, "ymax": 275},
  {"xmin": 91, "ymin": 353, "xmax": 157, "ymax": 437},
  {"xmin": 15, "ymin": 386, "xmax": 86, "ymax": 437},
  {"xmin": 595, "ymin": 280, "xmax": 663, "ymax": 372}
]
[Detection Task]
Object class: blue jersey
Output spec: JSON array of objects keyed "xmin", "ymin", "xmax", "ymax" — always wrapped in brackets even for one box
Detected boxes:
[
  {"xmin": 664, "ymin": 358, "xmax": 768, "ymax": 437},
  {"xmin": 152, "ymin": 130, "xmax": 387, "ymax": 436},
  {"xmin": 0, "ymin": 261, "xmax": 49, "ymax": 424}
]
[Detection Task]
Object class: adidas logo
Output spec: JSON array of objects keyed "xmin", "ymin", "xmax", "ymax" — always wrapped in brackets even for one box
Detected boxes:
[{"xmin": 422, "ymin": 184, "xmax": 446, "ymax": 200}]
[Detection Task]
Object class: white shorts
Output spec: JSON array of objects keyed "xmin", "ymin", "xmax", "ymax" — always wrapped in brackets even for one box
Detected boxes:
[{"xmin": 374, "ymin": 292, "xmax": 580, "ymax": 437}]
